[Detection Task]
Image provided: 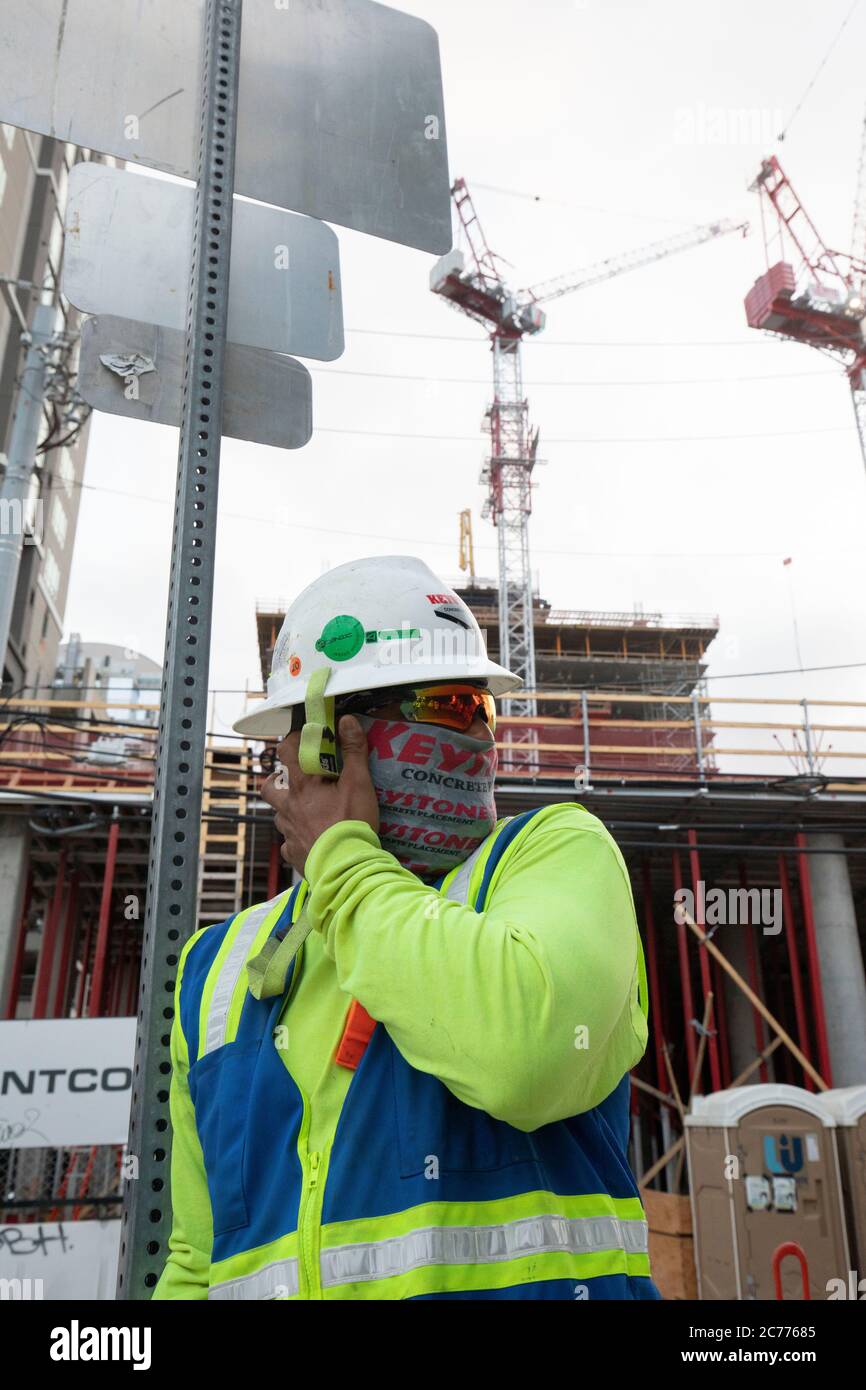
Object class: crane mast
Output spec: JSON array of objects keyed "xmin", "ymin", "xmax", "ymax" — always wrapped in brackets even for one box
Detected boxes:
[{"xmin": 431, "ymin": 178, "xmax": 748, "ymax": 749}]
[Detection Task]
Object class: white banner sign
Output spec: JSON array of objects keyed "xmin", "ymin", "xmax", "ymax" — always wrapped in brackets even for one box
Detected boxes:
[
  {"xmin": 0, "ymin": 1220, "xmax": 121, "ymax": 1300},
  {"xmin": 0, "ymin": 1019, "xmax": 136, "ymax": 1149}
]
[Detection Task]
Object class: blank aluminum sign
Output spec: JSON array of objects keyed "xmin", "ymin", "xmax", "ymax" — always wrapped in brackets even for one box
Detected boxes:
[
  {"xmin": 64, "ymin": 164, "xmax": 344, "ymax": 361},
  {"xmin": 0, "ymin": 0, "xmax": 451, "ymax": 254},
  {"xmin": 79, "ymin": 315, "xmax": 314, "ymax": 450}
]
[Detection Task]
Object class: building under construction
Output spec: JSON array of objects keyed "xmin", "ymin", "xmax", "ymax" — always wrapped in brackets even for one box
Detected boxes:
[{"xmin": 2, "ymin": 574, "xmax": 866, "ymax": 1296}]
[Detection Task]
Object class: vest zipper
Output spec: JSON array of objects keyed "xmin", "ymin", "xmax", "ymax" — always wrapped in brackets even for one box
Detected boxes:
[
  {"xmin": 296, "ymin": 1091, "xmax": 324, "ymax": 1300},
  {"xmin": 279, "ymin": 936, "xmax": 326, "ymax": 1300},
  {"xmin": 299, "ymin": 1147, "xmax": 323, "ymax": 1300}
]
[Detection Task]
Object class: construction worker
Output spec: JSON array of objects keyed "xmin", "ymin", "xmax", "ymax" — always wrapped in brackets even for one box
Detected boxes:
[{"xmin": 153, "ymin": 555, "xmax": 658, "ymax": 1300}]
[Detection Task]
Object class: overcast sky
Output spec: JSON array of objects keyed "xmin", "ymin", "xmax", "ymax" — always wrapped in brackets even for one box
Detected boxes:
[{"xmin": 63, "ymin": 0, "xmax": 866, "ymax": 767}]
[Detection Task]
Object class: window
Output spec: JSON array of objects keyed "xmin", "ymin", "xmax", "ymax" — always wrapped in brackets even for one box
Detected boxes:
[
  {"xmin": 58, "ymin": 449, "xmax": 75, "ymax": 497},
  {"xmin": 47, "ymin": 212, "xmax": 64, "ymax": 282},
  {"xmin": 42, "ymin": 551, "xmax": 60, "ymax": 600},
  {"xmin": 2, "ymin": 124, "xmax": 14, "ymax": 150},
  {"xmin": 50, "ymin": 495, "xmax": 68, "ymax": 549}
]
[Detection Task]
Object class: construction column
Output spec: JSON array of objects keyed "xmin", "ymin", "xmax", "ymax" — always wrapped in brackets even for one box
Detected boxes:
[
  {"xmin": 0, "ymin": 816, "xmax": 29, "ymax": 1016},
  {"xmin": 806, "ymin": 833, "xmax": 866, "ymax": 1085}
]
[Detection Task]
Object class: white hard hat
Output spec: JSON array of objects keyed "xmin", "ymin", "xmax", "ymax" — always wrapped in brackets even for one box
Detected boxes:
[{"xmin": 233, "ymin": 555, "xmax": 521, "ymax": 739}]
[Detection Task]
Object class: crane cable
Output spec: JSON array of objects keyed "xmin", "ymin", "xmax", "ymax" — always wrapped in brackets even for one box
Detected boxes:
[{"xmin": 777, "ymin": 0, "xmax": 861, "ymax": 142}]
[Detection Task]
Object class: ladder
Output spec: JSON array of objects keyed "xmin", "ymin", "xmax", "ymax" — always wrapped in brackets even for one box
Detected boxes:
[{"xmin": 197, "ymin": 739, "xmax": 250, "ymax": 927}]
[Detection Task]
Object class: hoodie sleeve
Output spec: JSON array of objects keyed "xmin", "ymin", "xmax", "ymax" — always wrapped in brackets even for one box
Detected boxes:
[{"xmin": 303, "ymin": 802, "xmax": 648, "ymax": 1131}]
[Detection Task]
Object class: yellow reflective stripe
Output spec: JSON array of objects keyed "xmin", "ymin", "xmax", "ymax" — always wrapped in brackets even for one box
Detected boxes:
[
  {"xmin": 323, "ymin": 1249, "xmax": 652, "ymax": 1301},
  {"xmin": 198, "ymin": 907, "xmax": 255, "ymax": 1060},
  {"xmin": 174, "ymin": 925, "xmax": 211, "ymax": 1071},
  {"xmin": 439, "ymin": 814, "xmax": 511, "ymax": 903},
  {"xmin": 208, "ymin": 1230, "xmax": 300, "ymax": 1299},
  {"xmin": 320, "ymin": 1190, "xmax": 646, "ymax": 1251},
  {"xmin": 198, "ymin": 894, "xmax": 285, "ymax": 1057},
  {"xmin": 208, "ymin": 1259, "xmax": 299, "ymax": 1301},
  {"xmin": 322, "ymin": 1247, "xmax": 651, "ymax": 1301},
  {"xmin": 322, "ymin": 1251, "xmax": 647, "ymax": 1301},
  {"xmin": 321, "ymin": 1212, "xmax": 646, "ymax": 1285},
  {"xmin": 223, "ymin": 889, "xmax": 293, "ymax": 1044}
]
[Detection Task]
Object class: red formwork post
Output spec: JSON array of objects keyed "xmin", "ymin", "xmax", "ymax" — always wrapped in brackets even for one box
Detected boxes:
[
  {"xmin": 778, "ymin": 853, "xmax": 815, "ymax": 1090},
  {"xmin": 795, "ymin": 832, "xmax": 833, "ymax": 1087},
  {"xmin": 32, "ymin": 848, "xmax": 68, "ymax": 1018},
  {"xmin": 109, "ymin": 921, "xmax": 128, "ymax": 1016},
  {"xmin": 687, "ymin": 829, "xmax": 721, "ymax": 1091},
  {"xmin": 740, "ymin": 862, "xmax": 769, "ymax": 1083},
  {"xmin": 124, "ymin": 943, "xmax": 140, "ymax": 1016},
  {"xmin": 52, "ymin": 874, "xmax": 80, "ymax": 1018},
  {"xmin": 712, "ymin": 954, "xmax": 732, "ymax": 1089},
  {"xmin": 75, "ymin": 916, "xmax": 93, "ymax": 1018},
  {"xmin": 672, "ymin": 850, "xmax": 698, "ymax": 1079},
  {"xmin": 641, "ymin": 860, "xmax": 666, "ymax": 1091},
  {"xmin": 4, "ymin": 871, "xmax": 32, "ymax": 1020},
  {"xmin": 88, "ymin": 814, "xmax": 121, "ymax": 1018}
]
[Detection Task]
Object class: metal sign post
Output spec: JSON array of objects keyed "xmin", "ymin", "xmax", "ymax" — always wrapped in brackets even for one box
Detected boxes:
[{"xmin": 117, "ymin": 0, "xmax": 242, "ymax": 1298}]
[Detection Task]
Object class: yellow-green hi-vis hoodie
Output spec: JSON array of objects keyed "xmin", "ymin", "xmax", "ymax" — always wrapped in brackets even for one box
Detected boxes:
[{"xmin": 153, "ymin": 801, "xmax": 659, "ymax": 1301}]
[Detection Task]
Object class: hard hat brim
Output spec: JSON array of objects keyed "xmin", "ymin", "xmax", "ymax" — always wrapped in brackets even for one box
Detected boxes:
[{"xmin": 232, "ymin": 658, "xmax": 523, "ymax": 740}]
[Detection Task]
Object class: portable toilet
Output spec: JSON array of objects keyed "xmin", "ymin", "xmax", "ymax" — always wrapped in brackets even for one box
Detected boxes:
[
  {"xmin": 817, "ymin": 1087, "xmax": 866, "ymax": 1284},
  {"xmin": 685, "ymin": 1085, "xmax": 850, "ymax": 1300}
]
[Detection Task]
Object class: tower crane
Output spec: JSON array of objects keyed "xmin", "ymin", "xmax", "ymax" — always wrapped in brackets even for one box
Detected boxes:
[
  {"xmin": 744, "ymin": 134, "xmax": 866, "ymax": 471},
  {"xmin": 431, "ymin": 179, "xmax": 747, "ymax": 739}
]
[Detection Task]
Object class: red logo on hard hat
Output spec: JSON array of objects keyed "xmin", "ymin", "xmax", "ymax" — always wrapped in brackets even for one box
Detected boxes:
[
  {"xmin": 289, "ymin": 655, "xmax": 302, "ymax": 677},
  {"xmin": 426, "ymin": 593, "xmax": 458, "ymax": 605}
]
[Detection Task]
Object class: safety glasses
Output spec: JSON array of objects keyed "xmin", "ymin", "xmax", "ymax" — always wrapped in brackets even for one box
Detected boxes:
[{"xmin": 339, "ymin": 682, "xmax": 497, "ymax": 734}]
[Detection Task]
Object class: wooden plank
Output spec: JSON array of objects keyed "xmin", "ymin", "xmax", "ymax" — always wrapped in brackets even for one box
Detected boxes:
[
  {"xmin": 648, "ymin": 1230, "xmax": 698, "ymax": 1300},
  {"xmin": 642, "ymin": 1189, "xmax": 692, "ymax": 1237}
]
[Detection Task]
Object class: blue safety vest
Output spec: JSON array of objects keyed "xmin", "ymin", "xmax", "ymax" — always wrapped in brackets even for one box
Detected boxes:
[{"xmin": 175, "ymin": 807, "xmax": 659, "ymax": 1299}]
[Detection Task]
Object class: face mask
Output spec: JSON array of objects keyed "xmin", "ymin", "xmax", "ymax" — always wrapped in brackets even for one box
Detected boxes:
[{"xmin": 353, "ymin": 714, "xmax": 498, "ymax": 878}]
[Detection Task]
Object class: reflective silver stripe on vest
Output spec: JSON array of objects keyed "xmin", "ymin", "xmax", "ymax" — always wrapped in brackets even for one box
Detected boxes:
[
  {"xmin": 203, "ymin": 894, "xmax": 287, "ymax": 1057},
  {"xmin": 208, "ymin": 1256, "xmax": 299, "ymax": 1300},
  {"xmin": 441, "ymin": 830, "xmax": 495, "ymax": 905},
  {"xmin": 320, "ymin": 1214, "xmax": 648, "ymax": 1287}
]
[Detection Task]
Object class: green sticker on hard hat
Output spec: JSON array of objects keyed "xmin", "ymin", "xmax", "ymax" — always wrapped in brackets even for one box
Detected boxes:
[
  {"xmin": 315, "ymin": 615, "xmax": 365, "ymax": 662},
  {"xmin": 316, "ymin": 616, "xmax": 422, "ymax": 661}
]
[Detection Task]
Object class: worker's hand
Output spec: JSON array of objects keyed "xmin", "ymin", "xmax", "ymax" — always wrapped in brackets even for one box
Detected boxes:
[{"xmin": 260, "ymin": 715, "xmax": 380, "ymax": 877}]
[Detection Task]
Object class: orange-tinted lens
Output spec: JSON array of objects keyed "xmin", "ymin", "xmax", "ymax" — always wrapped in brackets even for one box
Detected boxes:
[{"xmin": 399, "ymin": 685, "xmax": 496, "ymax": 733}]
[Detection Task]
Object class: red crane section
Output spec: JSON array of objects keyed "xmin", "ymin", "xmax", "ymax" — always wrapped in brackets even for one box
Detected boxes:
[{"xmin": 745, "ymin": 156, "xmax": 866, "ymax": 362}]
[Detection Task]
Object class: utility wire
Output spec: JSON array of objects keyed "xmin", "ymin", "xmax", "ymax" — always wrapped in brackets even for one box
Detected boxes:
[
  {"xmin": 315, "ymin": 365, "xmax": 834, "ymax": 388},
  {"xmin": 346, "ymin": 327, "xmax": 778, "ymax": 348},
  {"xmin": 41, "ymin": 475, "xmax": 866, "ymax": 563},
  {"xmin": 315, "ymin": 423, "xmax": 851, "ymax": 445},
  {"xmin": 471, "ymin": 181, "xmax": 704, "ymax": 229}
]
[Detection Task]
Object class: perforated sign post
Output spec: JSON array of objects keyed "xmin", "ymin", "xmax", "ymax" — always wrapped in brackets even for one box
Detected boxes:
[{"xmin": 116, "ymin": 0, "xmax": 244, "ymax": 1298}]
